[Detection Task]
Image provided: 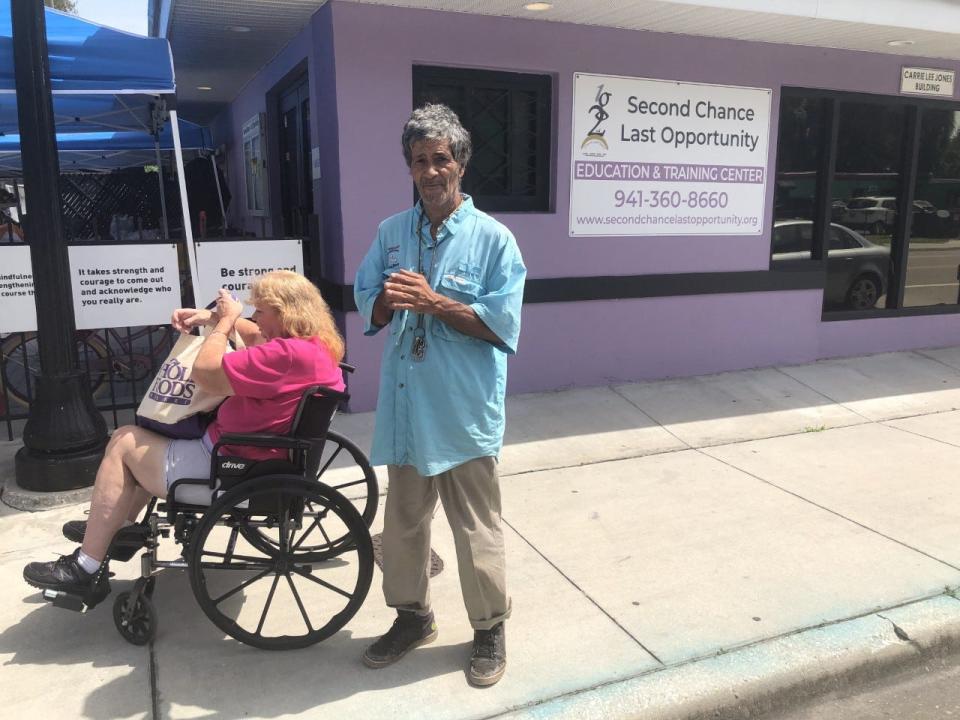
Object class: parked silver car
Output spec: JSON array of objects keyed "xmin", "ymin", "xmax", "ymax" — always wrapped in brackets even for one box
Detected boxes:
[{"xmin": 772, "ymin": 220, "xmax": 890, "ymax": 310}]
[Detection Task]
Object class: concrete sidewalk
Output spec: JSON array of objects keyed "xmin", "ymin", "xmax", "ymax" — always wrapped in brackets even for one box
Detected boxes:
[{"xmin": 5, "ymin": 347, "xmax": 960, "ymax": 719}]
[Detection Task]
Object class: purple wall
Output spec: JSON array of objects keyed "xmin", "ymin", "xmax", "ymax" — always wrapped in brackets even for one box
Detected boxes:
[{"xmin": 216, "ymin": 2, "xmax": 960, "ymax": 411}]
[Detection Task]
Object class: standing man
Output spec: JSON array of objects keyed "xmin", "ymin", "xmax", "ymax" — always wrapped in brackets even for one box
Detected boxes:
[{"xmin": 354, "ymin": 104, "xmax": 526, "ymax": 687}]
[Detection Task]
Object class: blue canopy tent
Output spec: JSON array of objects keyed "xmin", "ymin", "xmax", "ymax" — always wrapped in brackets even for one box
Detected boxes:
[
  {"xmin": 0, "ymin": 1, "xmax": 203, "ymax": 298},
  {"xmin": 0, "ymin": 120, "xmax": 214, "ymax": 173}
]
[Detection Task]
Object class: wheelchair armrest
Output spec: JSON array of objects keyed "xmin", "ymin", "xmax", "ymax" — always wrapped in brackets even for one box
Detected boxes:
[
  {"xmin": 211, "ymin": 434, "xmax": 313, "ymax": 487},
  {"xmin": 215, "ymin": 433, "xmax": 310, "ymax": 451},
  {"xmin": 338, "ymin": 362, "xmax": 355, "ymax": 374}
]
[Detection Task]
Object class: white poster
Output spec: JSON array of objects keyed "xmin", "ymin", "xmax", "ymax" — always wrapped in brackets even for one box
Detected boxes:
[
  {"xmin": 570, "ymin": 73, "xmax": 772, "ymax": 236},
  {"xmin": 0, "ymin": 245, "xmax": 37, "ymax": 333},
  {"xmin": 69, "ymin": 244, "xmax": 181, "ymax": 330},
  {"xmin": 195, "ymin": 239, "xmax": 303, "ymax": 315}
]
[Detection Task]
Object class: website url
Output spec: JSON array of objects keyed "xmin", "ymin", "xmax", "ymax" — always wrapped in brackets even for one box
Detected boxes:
[{"xmin": 576, "ymin": 213, "xmax": 760, "ymax": 227}]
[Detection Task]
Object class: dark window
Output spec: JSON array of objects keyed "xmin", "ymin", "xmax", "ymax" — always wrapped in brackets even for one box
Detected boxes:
[
  {"xmin": 413, "ymin": 65, "xmax": 552, "ymax": 212},
  {"xmin": 905, "ymin": 108, "xmax": 960, "ymax": 307},
  {"xmin": 770, "ymin": 89, "xmax": 960, "ymax": 315},
  {"xmin": 772, "ymin": 96, "xmax": 828, "ymax": 255}
]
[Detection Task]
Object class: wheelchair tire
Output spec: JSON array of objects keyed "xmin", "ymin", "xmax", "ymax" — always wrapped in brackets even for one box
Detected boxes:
[
  {"xmin": 113, "ymin": 591, "xmax": 157, "ymax": 646},
  {"xmin": 188, "ymin": 476, "xmax": 373, "ymax": 650},
  {"xmin": 236, "ymin": 431, "xmax": 378, "ymax": 556},
  {"xmin": 318, "ymin": 431, "xmax": 379, "ymax": 527}
]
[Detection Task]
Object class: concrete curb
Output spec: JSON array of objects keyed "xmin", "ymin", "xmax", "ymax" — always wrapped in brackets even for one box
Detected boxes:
[
  {"xmin": 493, "ymin": 593, "xmax": 960, "ymax": 720},
  {"xmin": 1, "ymin": 474, "xmax": 93, "ymax": 511}
]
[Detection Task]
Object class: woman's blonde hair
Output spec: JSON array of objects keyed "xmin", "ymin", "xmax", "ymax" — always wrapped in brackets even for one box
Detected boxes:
[{"xmin": 248, "ymin": 270, "xmax": 345, "ymax": 361}]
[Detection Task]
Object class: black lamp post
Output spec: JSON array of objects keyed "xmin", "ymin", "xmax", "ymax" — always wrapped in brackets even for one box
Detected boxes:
[{"xmin": 12, "ymin": 0, "xmax": 107, "ymax": 491}]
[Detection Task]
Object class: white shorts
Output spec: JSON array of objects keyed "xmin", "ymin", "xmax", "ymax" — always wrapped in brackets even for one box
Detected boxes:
[{"xmin": 164, "ymin": 437, "xmax": 216, "ymax": 505}]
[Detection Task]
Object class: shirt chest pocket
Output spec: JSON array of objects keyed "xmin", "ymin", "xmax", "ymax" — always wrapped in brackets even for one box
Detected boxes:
[{"xmin": 432, "ymin": 273, "xmax": 485, "ymax": 343}]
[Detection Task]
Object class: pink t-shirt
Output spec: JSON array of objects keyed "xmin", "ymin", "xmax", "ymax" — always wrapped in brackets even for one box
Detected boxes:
[{"xmin": 207, "ymin": 336, "xmax": 345, "ymax": 460}]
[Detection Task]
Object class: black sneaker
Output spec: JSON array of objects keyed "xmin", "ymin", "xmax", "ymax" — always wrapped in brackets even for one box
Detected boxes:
[
  {"xmin": 62, "ymin": 521, "xmax": 145, "ymax": 562},
  {"xmin": 62, "ymin": 520, "xmax": 88, "ymax": 543},
  {"xmin": 23, "ymin": 548, "xmax": 110, "ymax": 603},
  {"xmin": 469, "ymin": 622, "xmax": 506, "ymax": 687},
  {"xmin": 362, "ymin": 610, "xmax": 438, "ymax": 668}
]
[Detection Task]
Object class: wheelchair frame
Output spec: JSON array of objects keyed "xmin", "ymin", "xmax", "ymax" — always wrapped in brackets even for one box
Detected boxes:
[{"xmin": 40, "ymin": 383, "xmax": 378, "ymax": 650}]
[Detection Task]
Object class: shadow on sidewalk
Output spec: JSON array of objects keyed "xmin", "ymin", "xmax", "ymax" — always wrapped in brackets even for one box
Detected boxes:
[
  {"xmin": 0, "ymin": 590, "xmax": 151, "ymax": 720},
  {"xmin": 149, "ymin": 570, "xmax": 478, "ymax": 718}
]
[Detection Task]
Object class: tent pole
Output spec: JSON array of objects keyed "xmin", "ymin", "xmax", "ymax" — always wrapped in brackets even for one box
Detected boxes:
[
  {"xmin": 210, "ymin": 153, "xmax": 227, "ymax": 238},
  {"xmin": 170, "ymin": 109, "xmax": 203, "ymax": 305},
  {"xmin": 154, "ymin": 136, "xmax": 169, "ymax": 241}
]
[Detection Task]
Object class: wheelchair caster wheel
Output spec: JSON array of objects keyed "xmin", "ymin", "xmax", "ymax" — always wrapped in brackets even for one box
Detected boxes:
[{"xmin": 113, "ymin": 591, "xmax": 157, "ymax": 646}]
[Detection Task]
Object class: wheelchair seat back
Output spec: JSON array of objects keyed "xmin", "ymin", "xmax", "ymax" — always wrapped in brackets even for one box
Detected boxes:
[{"xmin": 289, "ymin": 384, "xmax": 349, "ymax": 477}]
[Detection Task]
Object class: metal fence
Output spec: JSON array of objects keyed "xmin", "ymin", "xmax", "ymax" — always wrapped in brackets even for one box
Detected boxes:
[{"xmin": 0, "ymin": 324, "xmax": 178, "ymax": 441}]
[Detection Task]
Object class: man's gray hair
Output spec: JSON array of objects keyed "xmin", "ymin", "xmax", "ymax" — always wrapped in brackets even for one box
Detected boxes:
[{"xmin": 401, "ymin": 103, "xmax": 472, "ymax": 168}]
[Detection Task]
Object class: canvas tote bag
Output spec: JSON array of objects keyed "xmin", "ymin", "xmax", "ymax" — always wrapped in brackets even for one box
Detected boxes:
[{"xmin": 136, "ymin": 330, "xmax": 243, "ymax": 438}]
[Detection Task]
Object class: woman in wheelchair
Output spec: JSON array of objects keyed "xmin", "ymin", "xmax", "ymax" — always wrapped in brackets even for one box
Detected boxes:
[{"xmin": 23, "ymin": 270, "xmax": 346, "ymax": 602}]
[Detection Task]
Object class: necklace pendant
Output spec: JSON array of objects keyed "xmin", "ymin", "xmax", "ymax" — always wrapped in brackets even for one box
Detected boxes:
[{"xmin": 411, "ymin": 328, "xmax": 427, "ymax": 361}]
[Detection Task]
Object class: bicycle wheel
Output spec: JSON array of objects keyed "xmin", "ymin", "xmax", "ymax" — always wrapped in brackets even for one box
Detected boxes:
[
  {"xmin": 0, "ymin": 332, "xmax": 109, "ymax": 407},
  {"xmin": 120, "ymin": 325, "xmax": 177, "ymax": 381},
  {"xmin": 189, "ymin": 476, "xmax": 373, "ymax": 650}
]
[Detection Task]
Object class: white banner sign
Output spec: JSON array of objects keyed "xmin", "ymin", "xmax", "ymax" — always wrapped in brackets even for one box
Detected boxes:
[
  {"xmin": 70, "ymin": 244, "xmax": 181, "ymax": 330},
  {"xmin": 570, "ymin": 73, "xmax": 772, "ymax": 236},
  {"xmin": 901, "ymin": 67, "xmax": 955, "ymax": 97},
  {"xmin": 195, "ymin": 239, "xmax": 303, "ymax": 315},
  {"xmin": 0, "ymin": 245, "xmax": 37, "ymax": 333}
]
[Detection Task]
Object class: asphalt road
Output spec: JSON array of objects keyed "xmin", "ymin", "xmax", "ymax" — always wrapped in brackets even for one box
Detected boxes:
[
  {"xmin": 770, "ymin": 655, "xmax": 960, "ymax": 720},
  {"xmin": 904, "ymin": 244, "xmax": 960, "ymax": 307}
]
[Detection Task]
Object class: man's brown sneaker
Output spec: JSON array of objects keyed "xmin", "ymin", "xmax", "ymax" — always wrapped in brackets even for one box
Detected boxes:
[
  {"xmin": 469, "ymin": 622, "xmax": 506, "ymax": 687},
  {"xmin": 362, "ymin": 609, "xmax": 438, "ymax": 668}
]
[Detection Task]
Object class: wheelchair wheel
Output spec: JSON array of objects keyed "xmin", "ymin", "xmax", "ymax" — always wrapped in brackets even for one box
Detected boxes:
[
  {"xmin": 188, "ymin": 476, "xmax": 373, "ymax": 650},
  {"xmin": 318, "ymin": 431, "xmax": 379, "ymax": 527},
  {"xmin": 237, "ymin": 431, "xmax": 378, "ymax": 557},
  {"xmin": 113, "ymin": 590, "xmax": 157, "ymax": 646}
]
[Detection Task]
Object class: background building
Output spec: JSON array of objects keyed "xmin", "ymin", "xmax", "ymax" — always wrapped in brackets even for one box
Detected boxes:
[{"xmin": 151, "ymin": 0, "xmax": 960, "ymax": 411}]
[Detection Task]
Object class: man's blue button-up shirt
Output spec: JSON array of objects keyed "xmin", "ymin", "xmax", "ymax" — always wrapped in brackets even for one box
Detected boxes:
[{"xmin": 354, "ymin": 196, "xmax": 526, "ymax": 477}]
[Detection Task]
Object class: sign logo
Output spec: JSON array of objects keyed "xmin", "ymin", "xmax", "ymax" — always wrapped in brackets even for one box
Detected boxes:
[
  {"xmin": 582, "ymin": 84, "xmax": 612, "ymax": 153},
  {"xmin": 147, "ymin": 358, "xmax": 196, "ymax": 406}
]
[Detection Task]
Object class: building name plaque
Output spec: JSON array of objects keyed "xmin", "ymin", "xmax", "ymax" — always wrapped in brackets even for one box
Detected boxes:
[{"xmin": 901, "ymin": 67, "xmax": 955, "ymax": 97}]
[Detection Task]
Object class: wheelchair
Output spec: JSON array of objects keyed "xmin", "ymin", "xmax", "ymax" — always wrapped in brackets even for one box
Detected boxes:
[{"xmin": 39, "ymin": 382, "xmax": 378, "ymax": 651}]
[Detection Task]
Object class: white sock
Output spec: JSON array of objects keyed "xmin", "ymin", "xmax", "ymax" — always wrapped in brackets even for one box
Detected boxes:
[{"xmin": 76, "ymin": 550, "xmax": 101, "ymax": 574}]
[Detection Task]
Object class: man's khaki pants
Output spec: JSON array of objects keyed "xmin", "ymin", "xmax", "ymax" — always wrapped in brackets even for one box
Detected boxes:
[{"xmin": 382, "ymin": 456, "xmax": 511, "ymax": 630}]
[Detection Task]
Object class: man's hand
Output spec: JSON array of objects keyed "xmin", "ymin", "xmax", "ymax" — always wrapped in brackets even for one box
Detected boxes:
[{"xmin": 383, "ymin": 270, "xmax": 443, "ymax": 314}]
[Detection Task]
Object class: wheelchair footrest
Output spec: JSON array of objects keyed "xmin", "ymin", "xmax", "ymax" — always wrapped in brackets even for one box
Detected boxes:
[{"xmin": 41, "ymin": 589, "xmax": 93, "ymax": 613}]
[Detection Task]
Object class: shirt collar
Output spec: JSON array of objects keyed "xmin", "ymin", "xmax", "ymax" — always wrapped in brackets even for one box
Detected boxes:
[{"xmin": 415, "ymin": 194, "xmax": 474, "ymax": 241}]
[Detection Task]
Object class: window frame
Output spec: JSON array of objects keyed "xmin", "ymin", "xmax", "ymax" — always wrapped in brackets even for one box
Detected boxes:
[
  {"xmin": 412, "ymin": 65, "xmax": 553, "ymax": 213},
  {"xmin": 771, "ymin": 87, "xmax": 960, "ymax": 319}
]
